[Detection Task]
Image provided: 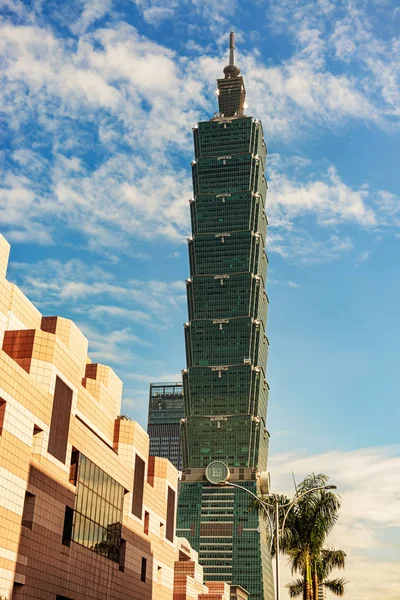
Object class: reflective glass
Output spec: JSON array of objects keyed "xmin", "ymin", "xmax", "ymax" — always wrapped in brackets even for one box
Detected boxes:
[
  {"xmin": 72, "ymin": 453, "xmax": 124, "ymax": 563},
  {"xmin": 79, "ymin": 455, "xmax": 87, "ymax": 486}
]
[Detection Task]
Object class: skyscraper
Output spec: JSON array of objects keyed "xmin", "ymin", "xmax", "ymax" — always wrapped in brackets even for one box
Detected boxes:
[
  {"xmin": 177, "ymin": 33, "xmax": 274, "ymax": 600},
  {"xmin": 147, "ymin": 381, "xmax": 184, "ymax": 470}
]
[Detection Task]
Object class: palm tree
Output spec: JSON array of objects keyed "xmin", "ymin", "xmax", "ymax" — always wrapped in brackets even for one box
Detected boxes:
[
  {"xmin": 284, "ymin": 474, "xmax": 346, "ymax": 599},
  {"xmin": 250, "ymin": 473, "xmax": 347, "ymax": 600},
  {"xmin": 287, "ymin": 547, "xmax": 346, "ymax": 598}
]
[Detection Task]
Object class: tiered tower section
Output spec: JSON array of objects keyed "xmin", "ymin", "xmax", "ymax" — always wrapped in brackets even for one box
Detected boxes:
[{"xmin": 177, "ymin": 34, "xmax": 274, "ymax": 600}]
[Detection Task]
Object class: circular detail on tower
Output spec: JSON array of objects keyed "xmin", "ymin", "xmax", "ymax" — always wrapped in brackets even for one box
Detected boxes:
[{"xmin": 205, "ymin": 461, "xmax": 230, "ymax": 485}]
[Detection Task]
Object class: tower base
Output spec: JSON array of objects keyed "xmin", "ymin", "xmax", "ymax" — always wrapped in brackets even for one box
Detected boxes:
[{"xmin": 177, "ymin": 471, "xmax": 274, "ymax": 600}]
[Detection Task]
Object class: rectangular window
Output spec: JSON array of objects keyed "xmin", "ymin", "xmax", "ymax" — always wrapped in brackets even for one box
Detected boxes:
[
  {"xmin": 166, "ymin": 486, "xmax": 175, "ymax": 542},
  {"xmin": 132, "ymin": 454, "xmax": 145, "ymax": 519},
  {"xmin": 118, "ymin": 538, "xmax": 126, "ymax": 572},
  {"xmin": 69, "ymin": 449, "xmax": 79, "ymax": 485},
  {"xmin": 141, "ymin": 557, "xmax": 147, "ymax": 583},
  {"xmin": 48, "ymin": 376, "xmax": 73, "ymax": 463},
  {"xmin": 62, "ymin": 506, "xmax": 74, "ymax": 546},
  {"xmin": 144, "ymin": 511, "xmax": 149, "ymax": 535},
  {"xmin": 72, "ymin": 453, "xmax": 124, "ymax": 563},
  {"xmin": 0, "ymin": 399, "xmax": 6, "ymax": 435},
  {"xmin": 22, "ymin": 492, "xmax": 35, "ymax": 529},
  {"xmin": 12, "ymin": 583, "xmax": 24, "ymax": 599}
]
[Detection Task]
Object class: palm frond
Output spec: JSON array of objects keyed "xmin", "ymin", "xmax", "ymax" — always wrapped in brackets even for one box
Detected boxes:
[
  {"xmin": 321, "ymin": 548, "xmax": 346, "ymax": 573},
  {"xmin": 323, "ymin": 578, "xmax": 347, "ymax": 596},
  {"xmin": 286, "ymin": 579, "xmax": 304, "ymax": 598}
]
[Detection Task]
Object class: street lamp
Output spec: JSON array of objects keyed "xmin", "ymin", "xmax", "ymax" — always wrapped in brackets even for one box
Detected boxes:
[{"xmin": 205, "ymin": 461, "xmax": 337, "ymax": 600}]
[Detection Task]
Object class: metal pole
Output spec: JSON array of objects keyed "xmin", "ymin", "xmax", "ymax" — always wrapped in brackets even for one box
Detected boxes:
[{"xmin": 275, "ymin": 499, "xmax": 280, "ymax": 600}]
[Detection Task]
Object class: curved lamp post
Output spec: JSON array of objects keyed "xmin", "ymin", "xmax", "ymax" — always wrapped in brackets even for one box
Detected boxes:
[{"xmin": 204, "ymin": 461, "xmax": 337, "ymax": 600}]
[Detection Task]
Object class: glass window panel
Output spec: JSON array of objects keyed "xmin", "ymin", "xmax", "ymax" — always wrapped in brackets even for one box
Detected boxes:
[
  {"xmin": 105, "ymin": 474, "xmax": 111, "ymax": 503},
  {"xmin": 111, "ymin": 505, "xmax": 118, "ymax": 526},
  {"xmin": 86, "ymin": 519, "xmax": 95, "ymax": 549},
  {"xmin": 112, "ymin": 479, "xmax": 119, "ymax": 507},
  {"xmin": 98, "ymin": 526, "xmax": 107, "ymax": 550},
  {"xmin": 96, "ymin": 494, "xmax": 104, "ymax": 524},
  {"xmin": 73, "ymin": 512, "xmax": 81, "ymax": 544},
  {"xmin": 118, "ymin": 488, "xmax": 124, "ymax": 510},
  {"xmin": 79, "ymin": 455, "xmax": 87, "ymax": 486},
  {"xmin": 92, "ymin": 463, "xmax": 99, "ymax": 491},
  {"xmin": 99, "ymin": 498, "xmax": 108, "ymax": 528},
  {"xmin": 92, "ymin": 523, "xmax": 100, "ymax": 551},
  {"xmin": 109, "ymin": 478, "xmax": 115, "ymax": 506},
  {"xmin": 80, "ymin": 516, "xmax": 89, "ymax": 547},
  {"xmin": 85, "ymin": 459, "xmax": 92, "ymax": 490},
  {"xmin": 75, "ymin": 483, "xmax": 84, "ymax": 514},
  {"xmin": 97, "ymin": 469, "xmax": 104, "ymax": 498},
  {"xmin": 91, "ymin": 492, "xmax": 100, "ymax": 523},
  {"xmin": 82, "ymin": 486, "xmax": 93, "ymax": 521},
  {"xmin": 81, "ymin": 484, "xmax": 90, "ymax": 518}
]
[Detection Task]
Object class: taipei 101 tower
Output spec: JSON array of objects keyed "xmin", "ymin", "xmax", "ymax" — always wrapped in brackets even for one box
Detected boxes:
[{"xmin": 177, "ymin": 33, "xmax": 275, "ymax": 600}]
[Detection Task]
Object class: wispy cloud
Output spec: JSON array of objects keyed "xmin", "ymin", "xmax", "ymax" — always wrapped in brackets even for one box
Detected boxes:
[
  {"xmin": 0, "ymin": 10, "xmax": 399, "ymax": 261},
  {"xmin": 11, "ymin": 258, "xmax": 186, "ymax": 325}
]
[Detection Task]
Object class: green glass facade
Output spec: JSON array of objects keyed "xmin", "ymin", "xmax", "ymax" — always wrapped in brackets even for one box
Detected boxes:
[
  {"xmin": 147, "ymin": 382, "xmax": 184, "ymax": 470},
  {"xmin": 177, "ymin": 36, "xmax": 274, "ymax": 600}
]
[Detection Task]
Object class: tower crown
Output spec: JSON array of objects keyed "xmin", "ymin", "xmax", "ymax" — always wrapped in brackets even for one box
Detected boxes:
[
  {"xmin": 217, "ymin": 31, "xmax": 246, "ymax": 118},
  {"xmin": 223, "ymin": 31, "xmax": 241, "ymax": 78}
]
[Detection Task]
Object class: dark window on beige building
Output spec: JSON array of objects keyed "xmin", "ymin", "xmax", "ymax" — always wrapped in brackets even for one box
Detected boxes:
[
  {"xmin": 22, "ymin": 492, "xmax": 35, "ymax": 529},
  {"xmin": 141, "ymin": 557, "xmax": 147, "ymax": 582},
  {"xmin": 0, "ymin": 399, "xmax": 6, "ymax": 435},
  {"xmin": 132, "ymin": 454, "xmax": 145, "ymax": 519},
  {"xmin": 62, "ymin": 506, "xmax": 74, "ymax": 545},
  {"xmin": 119, "ymin": 539, "xmax": 126, "ymax": 572},
  {"xmin": 144, "ymin": 511, "xmax": 150, "ymax": 534},
  {"xmin": 48, "ymin": 376, "xmax": 73, "ymax": 463},
  {"xmin": 166, "ymin": 486, "xmax": 175, "ymax": 542}
]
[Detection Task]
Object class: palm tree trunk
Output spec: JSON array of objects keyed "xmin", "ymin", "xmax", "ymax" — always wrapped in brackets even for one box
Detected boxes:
[
  {"xmin": 307, "ymin": 555, "xmax": 312, "ymax": 600},
  {"xmin": 312, "ymin": 570, "xmax": 319, "ymax": 600},
  {"xmin": 303, "ymin": 554, "xmax": 312, "ymax": 600}
]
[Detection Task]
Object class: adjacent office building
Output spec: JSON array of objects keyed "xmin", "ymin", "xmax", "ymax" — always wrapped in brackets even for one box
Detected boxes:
[
  {"xmin": 176, "ymin": 34, "xmax": 274, "ymax": 600},
  {"xmin": 147, "ymin": 382, "xmax": 184, "ymax": 470},
  {"xmin": 0, "ymin": 235, "xmax": 239, "ymax": 600}
]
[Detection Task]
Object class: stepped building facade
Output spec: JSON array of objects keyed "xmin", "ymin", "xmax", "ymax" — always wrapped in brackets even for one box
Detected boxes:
[
  {"xmin": 177, "ymin": 34, "xmax": 274, "ymax": 600},
  {"xmin": 0, "ymin": 234, "xmax": 239, "ymax": 600}
]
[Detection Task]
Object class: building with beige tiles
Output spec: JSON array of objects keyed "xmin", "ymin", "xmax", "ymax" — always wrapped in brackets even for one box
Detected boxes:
[{"xmin": 0, "ymin": 235, "xmax": 244, "ymax": 600}]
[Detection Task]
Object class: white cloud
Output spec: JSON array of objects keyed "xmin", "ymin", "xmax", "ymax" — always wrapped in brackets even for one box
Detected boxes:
[
  {"xmin": 268, "ymin": 156, "xmax": 377, "ymax": 228},
  {"xmin": 266, "ymin": 0, "xmax": 400, "ymax": 122},
  {"xmin": 0, "ymin": 8, "xmax": 399, "ymax": 262},
  {"xmin": 71, "ymin": 0, "xmax": 114, "ymax": 35},
  {"xmin": 11, "ymin": 257, "xmax": 186, "ymax": 326}
]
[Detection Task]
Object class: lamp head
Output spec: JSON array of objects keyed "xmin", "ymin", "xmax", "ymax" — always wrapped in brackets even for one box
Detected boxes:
[{"xmin": 324, "ymin": 485, "xmax": 337, "ymax": 490}]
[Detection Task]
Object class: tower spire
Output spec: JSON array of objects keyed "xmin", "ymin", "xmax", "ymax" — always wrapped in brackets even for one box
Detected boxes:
[
  {"xmin": 223, "ymin": 31, "xmax": 240, "ymax": 78},
  {"xmin": 229, "ymin": 31, "xmax": 235, "ymax": 66}
]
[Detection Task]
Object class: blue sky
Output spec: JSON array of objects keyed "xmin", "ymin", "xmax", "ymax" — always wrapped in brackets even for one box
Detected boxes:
[{"xmin": 1, "ymin": 0, "xmax": 400, "ymax": 596}]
